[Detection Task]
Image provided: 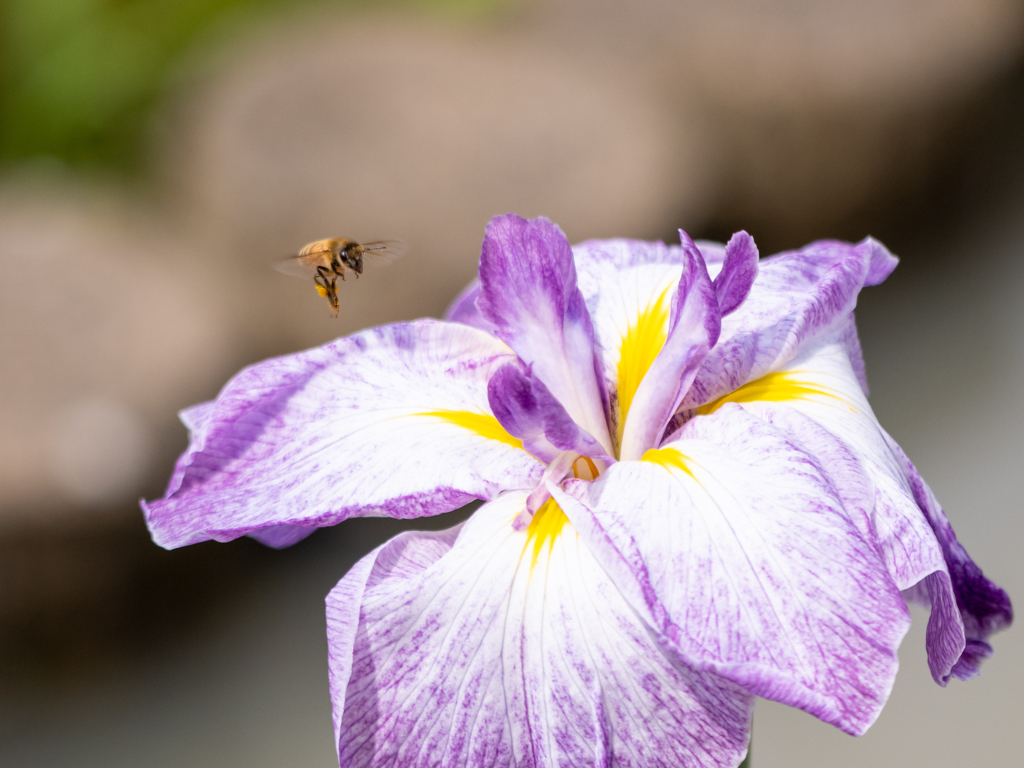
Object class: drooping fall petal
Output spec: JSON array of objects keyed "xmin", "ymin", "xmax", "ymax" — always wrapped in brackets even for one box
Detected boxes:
[
  {"xmin": 326, "ymin": 491, "xmax": 753, "ymax": 768},
  {"xmin": 143, "ymin": 320, "xmax": 541, "ymax": 548},
  {"xmin": 555, "ymin": 404, "xmax": 910, "ymax": 735}
]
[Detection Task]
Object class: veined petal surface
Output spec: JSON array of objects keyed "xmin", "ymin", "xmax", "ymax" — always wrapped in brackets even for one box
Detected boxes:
[
  {"xmin": 885, "ymin": 435, "xmax": 1013, "ymax": 680},
  {"xmin": 693, "ymin": 325, "xmax": 1010, "ymax": 683},
  {"xmin": 327, "ymin": 491, "xmax": 753, "ymax": 768},
  {"xmin": 556, "ymin": 404, "xmax": 910, "ymax": 735},
  {"xmin": 144, "ymin": 320, "xmax": 541, "ymax": 548},
  {"xmin": 683, "ymin": 238, "xmax": 897, "ymax": 409}
]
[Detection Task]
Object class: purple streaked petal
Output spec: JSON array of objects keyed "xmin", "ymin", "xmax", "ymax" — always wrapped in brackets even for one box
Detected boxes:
[
  {"xmin": 172, "ymin": 400, "xmax": 314, "ymax": 548},
  {"xmin": 143, "ymin": 320, "xmax": 541, "ymax": 549},
  {"xmin": 683, "ymin": 237, "xmax": 892, "ymax": 410},
  {"xmin": 697, "ymin": 325, "xmax": 1009, "ymax": 683},
  {"xmin": 555, "ymin": 404, "xmax": 910, "ymax": 735},
  {"xmin": 164, "ymin": 400, "xmax": 216, "ymax": 497},
  {"xmin": 443, "ymin": 278, "xmax": 497, "ymax": 335},
  {"xmin": 477, "ymin": 214, "xmax": 612, "ymax": 453},
  {"xmin": 486, "ymin": 360, "xmax": 608, "ymax": 464},
  {"xmin": 864, "ymin": 237, "xmax": 899, "ymax": 286},
  {"xmin": 718, "ymin": 329, "xmax": 974, "ymax": 683},
  {"xmin": 884, "ymin": 434, "xmax": 1013, "ymax": 680},
  {"xmin": 713, "ymin": 231, "xmax": 759, "ymax": 316},
  {"xmin": 618, "ymin": 235, "xmax": 721, "ymax": 460},
  {"xmin": 326, "ymin": 491, "xmax": 753, "ymax": 768}
]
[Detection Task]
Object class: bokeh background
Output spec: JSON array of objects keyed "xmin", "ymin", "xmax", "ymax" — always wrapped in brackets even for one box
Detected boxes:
[{"xmin": 1, "ymin": 0, "xmax": 1022, "ymax": 765}]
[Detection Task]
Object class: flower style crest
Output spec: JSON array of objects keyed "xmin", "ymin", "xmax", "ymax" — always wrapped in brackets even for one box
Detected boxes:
[{"xmin": 143, "ymin": 214, "xmax": 1011, "ymax": 768}]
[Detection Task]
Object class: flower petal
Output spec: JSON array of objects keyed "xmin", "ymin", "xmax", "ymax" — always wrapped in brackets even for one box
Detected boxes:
[
  {"xmin": 555, "ymin": 404, "xmax": 910, "ymax": 735},
  {"xmin": 884, "ymin": 434, "xmax": 1013, "ymax": 680},
  {"xmin": 142, "ymin": 320, "xmax": 541, "ymax": 549},
  {"xmin": 487, "ymin": 360, "xmax": 609, "ymax": 464},
  {"xmin": 574, "ymin": 240, "xmax": 684, "ymax": 456},
  {"xmin": 477, "ymin": 214, "xmax": 612, "ymax": 454},
  {"xmin": 683, "ymin": 237, "xmax": 896, "ymax": 409},
  {"xmin": 619, "ymin": 235, "xmax": 721, "ymax": 461},
  {"xmin": 693, "ymin": 326, "xmax": 1010, "ymax": 683},
  {"xmin": 326, "ymin": 491, "xmax": 753, "ymax": 768},
  {"xmin": 443, "ymin": 278, "xmax": 497, "ymax": 335},
  {"xmin": 712, "ymin": 231, "xmax": 759, "ymax": 316}
]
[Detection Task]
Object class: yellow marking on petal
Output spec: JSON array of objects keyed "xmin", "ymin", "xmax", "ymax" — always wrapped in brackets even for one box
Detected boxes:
[
  {"xmin": 526, "ymin": 497, "xmax": 569, "ymax": 570},
  {"xmin": 616, "ymin": 283, "xmax": 674, "ymax": 450},
  {"xmin": 697, "ymin": 371, "xmax": 849, "ymax": 415},
  {"xmin": 641, "ymin": 447, "xmax": 697, "ymax": 479},
  {"xmin": 419, "ymin": 410, "xmax": 523, "ymax": 449}
]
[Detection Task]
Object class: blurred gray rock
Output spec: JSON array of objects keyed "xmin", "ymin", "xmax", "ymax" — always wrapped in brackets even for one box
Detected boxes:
[
  {"xmin": 158, "ymin": 12, "xmax": 711, "ymax": 350},
  {"xmin": 0, "ymin": 181, "xmax": 232, "ymax": 527},
  {"xmin": 529, "ymin": 0, "xmax": 1024, "ymax": 240}
]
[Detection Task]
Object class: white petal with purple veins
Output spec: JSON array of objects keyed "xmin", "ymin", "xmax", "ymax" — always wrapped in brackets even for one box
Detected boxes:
[
  {"xmin": 144, "ymin": 320, "xmax": 540, "ymax": 548},
  {"xmin": 327, "ymin": 491, "xmax": 753, "ymax": 768},
  {"xmin": 555, "ymin": 404, "xmax": 910, "ymax": 735}
]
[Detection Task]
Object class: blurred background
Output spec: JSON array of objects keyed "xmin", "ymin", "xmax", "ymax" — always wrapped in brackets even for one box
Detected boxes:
[{"xmin": 0, "ymin": 0, "xmax": 1022, "ymax": 765}]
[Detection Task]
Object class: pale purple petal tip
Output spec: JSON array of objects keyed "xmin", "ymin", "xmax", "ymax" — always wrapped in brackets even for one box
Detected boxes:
[
  {"xmin": 863, "ymin": 237, "xmax": 899, "ymax": 286},
  {"xmin": 713, "ymin": 231, "xmax": 759, "ymax": 316}
]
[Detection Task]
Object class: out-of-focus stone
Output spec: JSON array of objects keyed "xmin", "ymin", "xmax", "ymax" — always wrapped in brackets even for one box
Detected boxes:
[
  {"xmin": 0, "ymin": 181, "xmax": 233, "ymax": 527},
  {"xmin": 529, "ymin": 0, "xmax": 1024, "ymax": 242},
  {"xmin": 158, "ymin": 12, "xmax": 710, "ymax": 351}
]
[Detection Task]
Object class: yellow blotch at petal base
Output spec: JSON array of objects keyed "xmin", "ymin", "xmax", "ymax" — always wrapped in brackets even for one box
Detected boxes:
[
  {"xmin": 615, "ymin": 284, "xmax": 673, "ymax": 449},
  {"xmin": 526, "ymin": 497, "xmax": 569, "ymax": 568},
  {"xmin": 641, "ymin": 447, "xmax": 697, "ymax": 479},
  {"xmin": 419, "ymin": 410, "xmax": 523, "ymax": 450},
  {"xmin": 696, "ymin": 371, "xmax": 846, "ymax": 415}
]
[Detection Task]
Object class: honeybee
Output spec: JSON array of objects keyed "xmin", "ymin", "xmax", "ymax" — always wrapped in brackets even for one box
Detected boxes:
[{"xmin": 275, "ymin": 238, "xmax": 407, "ymax": 317}]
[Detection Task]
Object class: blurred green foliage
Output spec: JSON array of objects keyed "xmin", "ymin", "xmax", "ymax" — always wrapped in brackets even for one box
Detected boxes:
[{"xmin": 0, "ymin": 0, "xmax": 501, "ymax": 173}]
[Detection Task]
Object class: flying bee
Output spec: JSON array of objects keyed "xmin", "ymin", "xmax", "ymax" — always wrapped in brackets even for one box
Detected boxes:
[{"xmin": 275, "ymin": 238, "xmax": 407, "ymax": 318}]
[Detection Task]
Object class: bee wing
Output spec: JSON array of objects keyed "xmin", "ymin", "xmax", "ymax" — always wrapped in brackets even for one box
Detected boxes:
[
  {"xmin": 274, "ymin": 252, "xmax": 326, "ymax": 278},
  {"xmin": 360, "ymin": 240, "xmax": 408, "ymax": 268}
]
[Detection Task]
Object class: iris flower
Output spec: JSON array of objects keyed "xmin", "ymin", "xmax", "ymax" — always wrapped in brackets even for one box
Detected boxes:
[{"xmin": 144, "ymin": 214, "xmax": 1010, "ymax": 767}]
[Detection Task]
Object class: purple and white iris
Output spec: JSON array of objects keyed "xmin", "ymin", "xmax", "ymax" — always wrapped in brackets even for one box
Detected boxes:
[{"xmin": 143, "ymin": 214, "xmax": 1011, "ymax": 768}]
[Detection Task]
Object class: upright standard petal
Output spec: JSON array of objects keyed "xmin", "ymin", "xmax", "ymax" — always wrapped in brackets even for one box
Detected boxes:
[
  {"xmin": 477, "ymin": 214, "xmax": 612, "ymax": 454},
  {"xmin": 326, "ymin": 491, "xmax": 753, "ymax": 768},
  {"xmin": 712, "ymin": 231, "xmax": 758, "ymax": 316},
  {"xmin": 618, "ymin": 235, "xmax": 721, "ymax": 461},
  {"xmin": 683, "ymin": 237, "xmax": 893, "ymax": 410},
  {"xmin": 487, "ymin": 360, "xmax": 609, "ymax": 464},
  {"xmin": 573, "ymin": 238, "xmax": 686, "ymax": 457},
  {"xmin": 143, "ymin": 320, "xmax": 541, "ymax": 549},
  {"xmin": 556, "ymin": 404, "xmax": 910, "ymax": 735}
]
